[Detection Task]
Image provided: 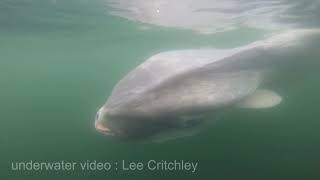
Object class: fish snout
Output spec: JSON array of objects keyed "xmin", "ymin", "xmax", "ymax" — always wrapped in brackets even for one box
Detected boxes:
[{"xmin": 95, "ymin": 107, "xmax": 114, "ymax": 136}]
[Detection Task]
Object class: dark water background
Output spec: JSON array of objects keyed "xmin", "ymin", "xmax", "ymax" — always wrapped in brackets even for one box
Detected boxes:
[{"xmin": 1, "ymin": 0, "xmax": 320, "ymax": 179}]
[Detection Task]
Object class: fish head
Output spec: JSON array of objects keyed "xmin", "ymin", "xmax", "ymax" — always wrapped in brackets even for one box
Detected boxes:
[
  {"xmin": 94, "ymin": 105, "xmax": 204, "ymax": 141},
  {"xmin": 94, "ymin": 106, "xmax": 161, "ymax": 139}
]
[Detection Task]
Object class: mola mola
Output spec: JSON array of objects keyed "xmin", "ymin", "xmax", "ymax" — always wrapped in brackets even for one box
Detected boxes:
[{"xmin": 95, "ymin": 29, "xmax": 319, "ymax": 141}]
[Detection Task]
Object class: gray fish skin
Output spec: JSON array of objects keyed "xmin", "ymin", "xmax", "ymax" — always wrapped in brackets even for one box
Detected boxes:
[{"xmin": 95, "ymin": 29, "xmax": 320, "ymax": 141}]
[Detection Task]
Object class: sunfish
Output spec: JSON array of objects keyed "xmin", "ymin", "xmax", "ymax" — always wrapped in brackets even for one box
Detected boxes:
[{"xmin": 95, "ymin": 29, "xmax": 319, "ymax": 141}]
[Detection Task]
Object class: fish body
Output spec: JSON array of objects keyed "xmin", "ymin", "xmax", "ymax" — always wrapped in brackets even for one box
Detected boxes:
[{"xmin": 95, "ymin": 30, "xmax": 319, "ymax": 141}]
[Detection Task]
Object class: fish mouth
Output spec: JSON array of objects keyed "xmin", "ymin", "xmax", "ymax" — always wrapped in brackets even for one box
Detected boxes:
[
  {"xmin": 95, "ymin": 107, "xmax": 115, "ymax": 136},
  {"xmin": 95, "ymin": 121, "xmax": 114, "ymax": 136}
]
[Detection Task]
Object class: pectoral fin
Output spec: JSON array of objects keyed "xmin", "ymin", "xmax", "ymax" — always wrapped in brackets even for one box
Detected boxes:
[{"xmin": 237, "ymin": 89, "xmax": 282, "ymax": 109}]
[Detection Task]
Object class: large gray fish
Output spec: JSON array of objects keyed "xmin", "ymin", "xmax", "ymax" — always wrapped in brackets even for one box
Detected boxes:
[{"xmin": 95, "ymin": 30, "xmax": 319, "ymax": 141}]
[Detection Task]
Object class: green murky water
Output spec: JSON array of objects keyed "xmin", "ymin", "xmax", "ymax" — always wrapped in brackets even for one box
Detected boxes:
[{"xmin": 1, "ymin": 0, "xmax": 320, "ymax": 179}]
